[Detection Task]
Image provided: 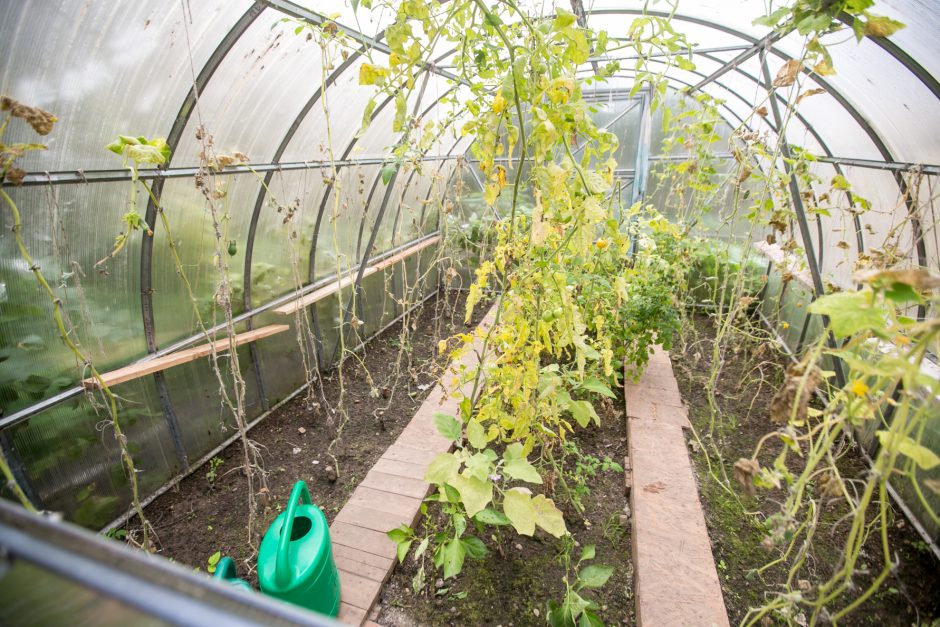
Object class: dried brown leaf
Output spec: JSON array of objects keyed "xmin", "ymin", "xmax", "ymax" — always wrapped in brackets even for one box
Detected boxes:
[
  {"xmin": 733, "ymin": 458, "xmax": 760, "ymax": 496},
  {"xmin": 796, "ymin": 88, "xmax": 826, "ymax": 106},
  {"xmin": 769, "ymin": 361, "xmax": 821, "ymax": 425},
  {"xmin": 772, "ymin": 60, "xmax": 802, "ymax": 88},
  {"xmin": 0, "ymin": 96, "xmax": 58, "ymax": 135}
]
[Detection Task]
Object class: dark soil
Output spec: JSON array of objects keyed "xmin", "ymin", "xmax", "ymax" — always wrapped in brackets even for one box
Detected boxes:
[
  {"xmin": 378, "ymin": 396, "xmax": 634, "ymax": 627},
  {"xmin": 127, "ymin": 289, "xmax": 489, "ymax": 585},
  {"xmin": 672, "ymin": 313, "xmax": 940, "ymax": 626}
]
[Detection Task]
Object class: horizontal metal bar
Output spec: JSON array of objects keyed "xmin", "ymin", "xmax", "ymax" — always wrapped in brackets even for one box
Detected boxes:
[
  {"xmin": 3, "ymin": 155, "xmax": 459, "ymax": 188},
  {"xmin": 814, "ymin": 155, "xmax": 940, "ymax": 176},
  {"xmin": 588, "ymin": 44, "xmax": 750, "ymax": 63},
  {"xmin": 0, "ymin": 232, "xmax": 442, "ymax": 430},
  {"xmin": 650, "ymin": 153, "xmax": 734, "ymax": 161},
  {"xmin": 0, "ymin": 501, "xmax": 336, "ymax": 627}
]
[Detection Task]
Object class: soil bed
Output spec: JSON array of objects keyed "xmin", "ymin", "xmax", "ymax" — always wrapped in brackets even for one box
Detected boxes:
[
  {"xmin": 127, "ymin": 289, "xmax": 488, "ymax": 584},
  {"xmin": 378, "ymin": 395, "xmax": 634, "ymax": 627},
  {"xmin": 672, "ymin": 313, "xmax": 940, "ymax": 625}
]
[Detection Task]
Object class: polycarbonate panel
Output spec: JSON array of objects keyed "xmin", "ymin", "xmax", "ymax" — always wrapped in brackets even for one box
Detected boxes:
[
  {"xmin": 246, "ymin": 168, "xmax": 329, "ymax": 309},
  {"xmin": 0, "ymin": 1, "xmax": 252, "ymax": 172},
  {"xmin": 309, "ymin": 164, "xmax": 380, "ymax": 282},
  {"xmin": 173, "ymin": 8, "xmax": 327, "ymax": 167},
  {"xmin": 149, "ymin": 173, "xmax": 262, "ymax": 349},
  {"xmin": 8, "ymin": 377, "xmax": 177, "ymax": 528},
  {"xmin": 278, "ymin": 54, "xmax": 385, "ymax": 163},
  {"xmin": 0, "ymin": 182, "xmax": 148, "ymax": 413},
  {"xmin": 250, "ymin": 311, "xmax": 315, "ymax": 406},
  {"xmin": 160, "ymin": 339, "xmax": 261, "ymax": 464}
]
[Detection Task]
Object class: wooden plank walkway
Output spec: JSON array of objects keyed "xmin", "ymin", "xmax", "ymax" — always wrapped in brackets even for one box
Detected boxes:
[
  {"xmin": 625, "ymin": 346, "xmax": 729, "ymax": 627},
  {"xmin": 332, "ymin": 304, "xmax": 496, "ymax": 626}
]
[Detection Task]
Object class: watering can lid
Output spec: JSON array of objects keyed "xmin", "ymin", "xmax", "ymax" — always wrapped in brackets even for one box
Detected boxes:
[{"xmin": 258, "ymin": 489, "xmax": 331, "ymax": 590}]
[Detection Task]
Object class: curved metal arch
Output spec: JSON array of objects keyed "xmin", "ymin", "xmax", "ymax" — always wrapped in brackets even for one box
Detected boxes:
[
  {"xmin": 586, "ymin": 8, "xmax": 928, "ymax": 275},
  {"xmin": 335, "ymin": 87, "xmax": 462, "ymax": 356},
  {"xmin": 602, "ymin": 50, "xmax": 865, "ymax": 264},
  {"xmin": 137, "ymin": 4, "xmax": 266, "ymax": 468},
  {"xmin": 386, "ymin": 132, "xmax": 471, "ymax": 313}
]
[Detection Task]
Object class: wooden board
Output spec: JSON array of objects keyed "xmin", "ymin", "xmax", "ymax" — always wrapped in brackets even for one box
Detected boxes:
[
  {"xmin": 82, "ymin": 324, "xmax": 289, "ymax": 389},
  {"xmin": 273, "ymin": 235, "xmax": 441, "ymax": 316}
]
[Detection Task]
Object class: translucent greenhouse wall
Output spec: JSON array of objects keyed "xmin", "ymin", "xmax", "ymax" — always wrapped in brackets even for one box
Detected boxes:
[
  {"xmin": 0, "ymin": 0, "xmax": 469, "ymax": 527},
  {"xmin": 1, "ymin": 0, "xmax": 939, "ymax": 544}
]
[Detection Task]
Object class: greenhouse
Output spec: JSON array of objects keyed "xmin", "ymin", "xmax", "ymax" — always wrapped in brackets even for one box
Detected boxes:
[{"xmin": 0, "ymin": 0, "xmax": 938, "ymax": 624}]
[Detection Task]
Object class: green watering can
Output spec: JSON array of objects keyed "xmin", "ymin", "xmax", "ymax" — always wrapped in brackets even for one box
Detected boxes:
[
  {"xmin": 213, "ymin": 556, "xmax": 253, "ymax": 592},
  {"xmin": 258, "ymin": 481, "xmax": 340, "ymax": 617}
]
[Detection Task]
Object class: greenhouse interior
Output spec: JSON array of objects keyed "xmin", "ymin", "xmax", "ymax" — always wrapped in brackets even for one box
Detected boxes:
[{"xmin": 0, "ymin": 0, "xmax": 939, "ymax": 625}]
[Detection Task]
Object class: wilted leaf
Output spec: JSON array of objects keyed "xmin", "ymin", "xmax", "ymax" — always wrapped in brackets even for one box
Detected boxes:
[
  {"xmin": 772, "ymin": 60, "xmax": 802, "ymax": 88},
  {"xmin": 863, "ymin": 15, "xmax": 905, "ymax": 38},
  {"xmin": 796, "ymin": 88, "xmax": 826, "ymax": 105},
  {"xmin": 733, "ymin": 458, "xmax": 759, "ymax": 496}
]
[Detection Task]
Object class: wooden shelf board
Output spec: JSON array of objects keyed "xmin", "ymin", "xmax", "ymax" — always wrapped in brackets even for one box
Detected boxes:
[
  {"xmin": 82, "ymin": 324, "xmax": 289, "ymax": 389},
  {"xmin": 273, "ymin": 235, "xmax": 441, "ymax": 316}
]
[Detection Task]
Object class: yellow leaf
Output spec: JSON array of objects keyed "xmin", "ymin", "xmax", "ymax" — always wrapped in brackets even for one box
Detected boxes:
[{"xmin": 492, "ymin": 93, "xmax": 507, "ymax": 115}]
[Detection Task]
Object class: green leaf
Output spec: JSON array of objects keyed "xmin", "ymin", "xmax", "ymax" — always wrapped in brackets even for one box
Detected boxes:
[
  {"xmin": 397, "ymin": 539, "xmax": 413, "ymax": 563},
  {"xmin": 474, "ymin": 507, "xmax": 511, "ymax": 526},
  {"xmin": 450, "ymin": 474, "xmax": 493, "ymax": 517},
  {"xmin": 503, "ymin": 488, "xmax": 536, "ymax": 535},
  {"xmin": 433, "ymin": 412, "xmax": 462, "ymax": 441},
  {"xmin": 461, "ymin": 536, "xmax": 488, "ymax": 560},
  {"xmin": 442, "ymin": 538, "xmax": 466, "ymax": 579},
  {"xmin": 504, "ymin": 457, "xmax": 543, "ymax": 484},
  {"xmin": 578, "ymin": 564, "xmax": 613, "ymax": 589},
  {"xmin": 579, "ymin": 609, "xmax": 605, "ymax": 627},
  {"xmin": 464, "ymin": 451, "xmax": 496, "ymax": 481},
  {"xmin": 884, "ymin": 282, "xmax": 923, "ymax": 304},
  {"xmin": 466, "ymin": 419, "xmax": 487, "ymax": 448},
  {"xmin": 504, "ymin": 442, "xmax": 525, "ymax": 461},
  {"xmin": 414, "ymin": 537, "xmax": 429, "ymax": 561},
  {"xmin": 808, "ymin": 290, "xmax": 885, "ymax": 337},
  {"xmin": 207, "ymin": 551, "xmax": 221, "ymax": 573},
  {"xmin": 381, "ymin": 163, "xmax": 398, "ymax": 185},
  {"xmin": 581, "ymin": 377, "xmax": 616, "ymax": 398},
  {"xmin": 532, "ymin": 494, "xmax": 568, "ymax": 537},
  {"xmin": 580, "ymin": 544, "xmax": 596, "ymax": 562},
  {"xmin": 570, "ymin": 400, "xmax": 599, "ymax": 428},
  {"xmin": 357, "ymin": 97, "xmax": 376, "ymax": 137},
  {"xmin": 553, "ymin": 8, "xmax": 577, "ymax": 30},
  {"xmin": 425, "ymin": 452, "xmax": 460, "ymax": 484},
  {"xmin": 877, "ymin": 431, "xmax": 940, "ymax": 470}
]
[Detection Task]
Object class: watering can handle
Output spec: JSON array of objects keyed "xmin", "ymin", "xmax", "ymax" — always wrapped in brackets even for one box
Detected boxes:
[{"xmin": 275, "ymin": 480, "xmax": 312, "ymax": 588}]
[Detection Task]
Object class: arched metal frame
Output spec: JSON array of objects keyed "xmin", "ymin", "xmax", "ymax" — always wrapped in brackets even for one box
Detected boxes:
[
  {"xmin": 3, "ymin": 0, "xmax": 938, "ymax": 518},
  {"xmin": 585, "ymin": 8, "xmax": 932, "ymax": 299}
]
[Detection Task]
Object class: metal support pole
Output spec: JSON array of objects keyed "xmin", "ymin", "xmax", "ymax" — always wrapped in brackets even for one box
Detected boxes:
[{"xmin": 760, "ymin": 54, "xmax": 846, "ymax": 387}]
